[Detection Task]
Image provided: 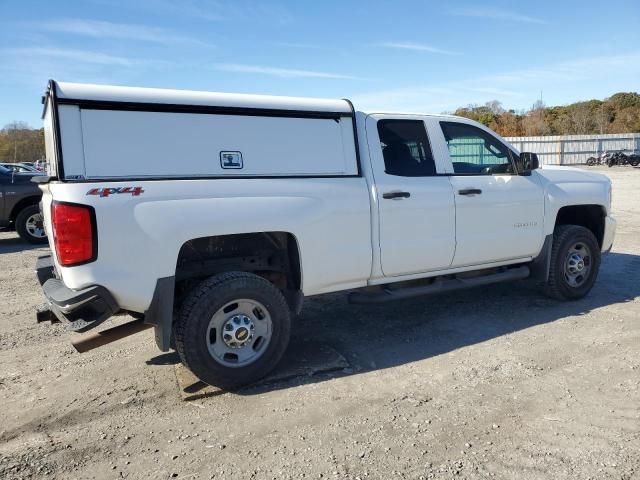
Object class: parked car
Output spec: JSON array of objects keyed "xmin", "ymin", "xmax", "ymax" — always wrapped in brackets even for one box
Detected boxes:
[
  {"xmin": 0, "ymin": 164, "xmax": 47, "ymax": 243},
  {"xmin": 0, "ymin": 162, "xmax": 42, "ymax": 174},
  {"xmin": 35, "ymin": 80, "xmax": 616, "ymax": 388},
  {"xmin": 18, "ymin": 162, "xmax": 41, "ymax": 172}
]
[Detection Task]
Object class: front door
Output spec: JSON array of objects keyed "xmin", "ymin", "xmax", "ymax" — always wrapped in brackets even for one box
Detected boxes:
[
  {"xmin": 366, "ymin": 116, "xmax": 456, "ymax": 277},
  {"xmin": 438, "ymin": 121, "xmax": 545, "ymax": 267}
]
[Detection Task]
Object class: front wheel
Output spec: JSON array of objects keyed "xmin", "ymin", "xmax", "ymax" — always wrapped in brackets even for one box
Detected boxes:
[
  {"xmin": 544, "ymin": 225, "xmax": 601, "ymax": 300},
  {"xmin": 15, "ymin": 204, "xmax": 47, "ymax": 244},
  {"xmin": 174, "ymin": 272, "xmax": 291, "ymax": 389}
]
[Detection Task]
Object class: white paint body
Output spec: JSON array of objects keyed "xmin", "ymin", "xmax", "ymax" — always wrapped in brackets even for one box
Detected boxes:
[{"xmin": 41, "ymin": 82, "xmax": 616, "ymax": 314}]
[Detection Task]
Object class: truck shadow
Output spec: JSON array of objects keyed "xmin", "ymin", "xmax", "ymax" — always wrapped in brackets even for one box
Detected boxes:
[
  {"xmin": 2, "ymin": 252, "xmax": 637, "ymax": 442},
  {"xmin": 0, "ymin": 233, "xmax": 45, "ymax": 254},
  {"xmin": 234, "ymin": 250, "xmax": 640, "ymax": 395}
]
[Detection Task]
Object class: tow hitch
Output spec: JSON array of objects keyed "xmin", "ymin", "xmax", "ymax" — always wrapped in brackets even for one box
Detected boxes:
[{"xmin": 36, "ymin": 299, "xmax": 152, "ymax": 352}]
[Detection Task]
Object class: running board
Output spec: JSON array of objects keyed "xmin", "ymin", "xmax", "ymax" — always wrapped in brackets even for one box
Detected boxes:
[{"xmin": 348, "ymin": 266, "xmax": 530, "ymax": 304}]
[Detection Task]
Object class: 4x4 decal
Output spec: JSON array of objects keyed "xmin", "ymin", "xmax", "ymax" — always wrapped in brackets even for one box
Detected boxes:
[{"xmin": 86, "ymin": 187, "xmax": 144, "ymax": 197}]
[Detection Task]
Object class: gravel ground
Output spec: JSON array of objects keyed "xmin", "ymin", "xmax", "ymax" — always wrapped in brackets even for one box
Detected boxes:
[{"xmin": 0, "ymin": 166, "xmax": 638, "ymax": 480}]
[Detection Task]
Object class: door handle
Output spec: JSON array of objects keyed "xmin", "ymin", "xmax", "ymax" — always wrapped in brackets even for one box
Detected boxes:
[
  {"xmin": 382, "ymin": 191, "xmax": 411, "ymax": 200},
  {"xmin": 458, "ymin": 188, "xmax": 482, "ymax": 196}
]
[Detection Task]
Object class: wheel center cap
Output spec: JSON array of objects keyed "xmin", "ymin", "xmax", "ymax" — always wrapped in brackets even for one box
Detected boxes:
[
  {"xmin": 222, "ymin": 314, "xmax": 255, "ymax": 348},
  {"xmin": 235, "ymin": 327, "xmax": 249, "ymax": 341},
  {"xmin": 567, "ymin": 253, "xmax": 586, "ymax": 273}
]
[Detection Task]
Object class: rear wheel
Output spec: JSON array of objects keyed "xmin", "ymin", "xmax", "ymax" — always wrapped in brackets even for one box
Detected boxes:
[
  {"xmin": 15, "ymin": 204, "xmax": 47, "ymax": 244},
  {"xmin": 544, "ymin": 225, "xmax": 600, "ymax": 300},
  {"xmin": 174, "ymin": 271, "xmax": 291, "ymax": 389}
]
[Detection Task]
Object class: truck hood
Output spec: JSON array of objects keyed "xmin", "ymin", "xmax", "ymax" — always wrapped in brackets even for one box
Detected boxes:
[{"xmin": 537, "ymin": 164, "xmax": 611, "ymax": 184}]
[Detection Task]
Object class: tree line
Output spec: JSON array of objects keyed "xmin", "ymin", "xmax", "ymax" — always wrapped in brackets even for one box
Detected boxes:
[
  {"xmin": 453, "ymin": 92, "xmax": 640, "ymax": 137},
  {"xmin": 0, "ymin": 122, "xmax": 45, "ymax": 163},
  {"xmin": 1, "ymin": 92, "xmax": 639, "ymax": 163}
]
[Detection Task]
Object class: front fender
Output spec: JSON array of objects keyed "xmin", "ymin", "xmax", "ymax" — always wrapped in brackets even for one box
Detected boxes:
[{"xmin": 535, "ymin": 168, "xmax": 611, "ymax": 236}]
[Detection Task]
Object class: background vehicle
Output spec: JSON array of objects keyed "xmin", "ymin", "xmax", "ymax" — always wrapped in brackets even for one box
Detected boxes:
[
  {"xmin": 586, "ymin": 151, "xmax": 640, "ymax": 168},
  {"xmin": 606, "ymin": 151, "xmax": 630, "ymax": 167},
  {"xmin": 0, "ymin": 164, "xmax": 46, "ymax": 243},
  {"xmin": 586, "ymin": 151, "xmax": 610, "ymax": 166},
  {"xmin": 18, "ymin": 162, "xmax": 41, "ymax": 172},
  {"xmin": 35, "ymin": 81, "xmax": 616, "ymax": 388},
  {"xmin": 1, "ymin": 162, "xmax": 42, "ymax": 173}
]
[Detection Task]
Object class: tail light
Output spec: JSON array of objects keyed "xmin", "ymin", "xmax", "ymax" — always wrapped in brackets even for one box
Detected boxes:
[{"xmin": 51, "ymin": 201, "xmax": 97, "ymax": 266}]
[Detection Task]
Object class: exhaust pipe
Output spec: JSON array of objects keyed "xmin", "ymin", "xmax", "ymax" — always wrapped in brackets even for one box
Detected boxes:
[{"xmin": 71, "ymin": 318, "xmax": 152, "ymax": 353}]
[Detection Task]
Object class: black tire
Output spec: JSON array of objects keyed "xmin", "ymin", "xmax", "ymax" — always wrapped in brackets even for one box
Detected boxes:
[
  {"xmin": 544, "ymin": 225, "xmax": 601, "ymax": 300},
  {"xmin": 15, "ymin": 204, "xmax": 47, "ymax": 244},
  {"xmin": 174, "ymin": 271, "xmax": 291, "ymax": 389},
  {"xmin": 586, "ymin": 157, "xmax": 596, "ymax": 166}
]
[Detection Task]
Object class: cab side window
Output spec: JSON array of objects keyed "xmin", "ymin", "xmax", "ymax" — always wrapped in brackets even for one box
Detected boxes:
[
  {"xmin": 440, "ymin": 121, "xmax": 515, "ymax": 175},
  {"xmin": 378, "ymin": 120, "xmax": 436, "ymax": 177}
]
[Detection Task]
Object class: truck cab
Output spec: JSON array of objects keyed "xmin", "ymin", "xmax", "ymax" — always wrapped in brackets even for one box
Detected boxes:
[{"xmin": 362, "ymin": 114, "xmax": 546, "ymax": 277}]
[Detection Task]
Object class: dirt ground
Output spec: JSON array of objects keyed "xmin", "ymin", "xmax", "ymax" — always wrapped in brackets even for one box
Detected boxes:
[{"xmin": 1, "ymin": 166, "xmax": 638, "ymax": 480}]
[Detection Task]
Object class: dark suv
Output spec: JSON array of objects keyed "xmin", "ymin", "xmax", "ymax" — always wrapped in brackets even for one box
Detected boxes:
[{"xmin": 0, "ymin": 164, "xmax": 46, "ymax": 243}]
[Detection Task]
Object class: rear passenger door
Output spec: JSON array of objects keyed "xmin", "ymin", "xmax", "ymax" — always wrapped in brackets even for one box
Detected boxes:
[
  {"xmin": 366, "ymin": 115, "xmax": 456, "ymax": 277},
  {"xmin": 436, "ymin": 120, "xmax": 545, "ymax": 267}
]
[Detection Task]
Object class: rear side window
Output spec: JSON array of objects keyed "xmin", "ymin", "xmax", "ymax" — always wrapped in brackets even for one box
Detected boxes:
[
  {"xmin": 377, "ymin": 120, "xmax": 436, "ymax": 177},
  {"xmin": 440, "ymin": 121, "xmax": 514, "ymax": 175}
]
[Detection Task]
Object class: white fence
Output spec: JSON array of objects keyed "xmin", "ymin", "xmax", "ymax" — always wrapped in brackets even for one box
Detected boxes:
[{"xmin": 505, "ymin": 133, "xmax": 640, "ymax": 165}]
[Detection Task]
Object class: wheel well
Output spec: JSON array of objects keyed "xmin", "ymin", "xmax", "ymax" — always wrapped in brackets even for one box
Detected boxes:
[
  {"xmin": 174, "ymin": 232, "xmax": 301, "ymax": 305},
  {"xmin": 555, "ymin": 205, "xmax": 605, "ymax": 247},
  {"xmin": 10, "ymin": 196, "xmax": 41, "ymax": 222}
]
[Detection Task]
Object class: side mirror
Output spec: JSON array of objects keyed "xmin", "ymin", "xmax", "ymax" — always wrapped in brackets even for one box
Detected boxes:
[{"xmin": 516, "ymin": 152, "xmax": 539, "ymax": 175}]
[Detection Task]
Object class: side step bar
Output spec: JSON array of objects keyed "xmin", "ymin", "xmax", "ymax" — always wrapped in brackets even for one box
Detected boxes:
[{"xmin": 348, "ymin": 266, "xmax": 530, "ymax": 304}]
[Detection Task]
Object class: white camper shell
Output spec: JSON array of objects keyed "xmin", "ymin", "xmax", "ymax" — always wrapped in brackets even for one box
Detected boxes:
[{"xmin": 43, "ymin": 81, "xmax": 360, "ymax": 180}]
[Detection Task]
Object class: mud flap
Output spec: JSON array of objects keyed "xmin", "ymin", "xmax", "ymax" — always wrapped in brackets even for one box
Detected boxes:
[
  {"xmin": 144, "ymin": 276, "xmax": 175, "ymax": 352},
  {"xmin": 529, "ymin": 234, "xmax": 553, "ymax": 282}
]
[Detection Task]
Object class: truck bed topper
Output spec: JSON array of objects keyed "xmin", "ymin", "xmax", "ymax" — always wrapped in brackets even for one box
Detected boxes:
[
  {"xmin": 42, "ymin": 80, "xmax": 361, "ymax": 181},
  {"xmin": 44, "ymin": 80, "xmax": 354, "ymax": 117}
]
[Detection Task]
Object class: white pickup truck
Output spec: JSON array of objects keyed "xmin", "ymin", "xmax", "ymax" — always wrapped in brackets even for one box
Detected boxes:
[{"xmin": 35, "ymin": 80, "xmax": 616, "ymax": 388}]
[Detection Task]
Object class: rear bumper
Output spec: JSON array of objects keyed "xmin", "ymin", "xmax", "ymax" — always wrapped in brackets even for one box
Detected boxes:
[
  {"xmin": 35, "ymin": 255, "xmax": 119, "ymax": 332},
  {"xmin": 602, "ymin": 215, "xmax": 616, "ymax": 254}
]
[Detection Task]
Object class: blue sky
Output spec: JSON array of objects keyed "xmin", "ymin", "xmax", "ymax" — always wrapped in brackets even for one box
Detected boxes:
[{"xmin": 1, "ymin": 0, "xmax": 639, "ymax": 127}]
